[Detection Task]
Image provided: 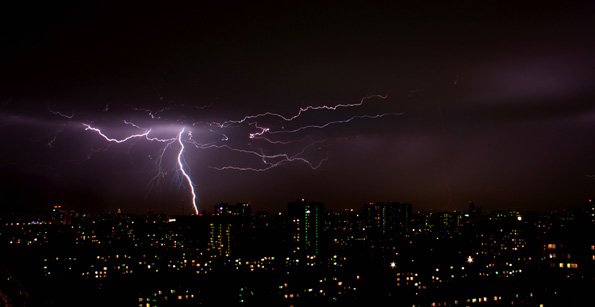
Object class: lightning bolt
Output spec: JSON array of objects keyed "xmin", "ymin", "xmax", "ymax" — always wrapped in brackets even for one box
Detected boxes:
[
  {"xmin": 83, "ymin": 123, "xmax": 151, "ymax": 143},
  {"xmin": 48, "ymin": 107, "xmax": 74, "ymax": 119},
  {"xmin": 267, "ymin": 113, "xmax": 401, "ymax": 135},
  {"xmin": 83, "ymin": 122, "xmax": 199, "ymax": 214},
  {"xmin": 71, "ymin": 94, "xmax": 399, "ymax": 214},
  {"xmin": 215, "ymin": 94, "xmax": 388, "ymax": 127},
  {"xmin": 176, "ymin": 128, "xmax": 198, "ymax": 215}
]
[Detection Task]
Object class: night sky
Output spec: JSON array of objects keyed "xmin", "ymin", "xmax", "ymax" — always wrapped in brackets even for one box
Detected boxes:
[{"xmin": 1, "ymin": 1, "xmax": 594, "ymax": 214}]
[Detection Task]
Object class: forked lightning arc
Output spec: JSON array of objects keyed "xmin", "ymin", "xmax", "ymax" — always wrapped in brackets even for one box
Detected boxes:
[{"xmin": 78, "ymin": 95, "xmax": 400, "ymax": 214}]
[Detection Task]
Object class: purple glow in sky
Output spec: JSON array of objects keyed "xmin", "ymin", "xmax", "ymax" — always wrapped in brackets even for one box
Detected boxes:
[
  {"xmin": 78, "ymin": 94, "xmax": 398, "ymax": 214},
  {"xmin": 1, "ymin": 1, "xmax": 594, "ymax": 214}
]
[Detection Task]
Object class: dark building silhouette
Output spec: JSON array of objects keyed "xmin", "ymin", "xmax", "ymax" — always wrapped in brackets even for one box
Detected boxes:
[
  {"xmin": 287, "ymin": 199, "xmax": 324, "ymax": 257},
  {"xmin": 585, "ymin": 199, "xmax": 595, "ymax": 223},
  {"xmin": 468, "ymin": 201, "xmax": 481, "ymax": 217},
  {"xmin": 433, "ymin": 210, "xmax": 465, "ymax": 235},
  {"xmin": 210, "ymin": 203, "xmax": 252, "ymax": 257},
  {"xmin": 362, "ymin": 202, "xmax": 412, "ymax": 238},
  {"xmin": 51, "ymin": 205, "xmax": 76, "ymax": 225},
  {"xmin": 214, "ymin": 203, "xmax": 252, "ymax": 217}
]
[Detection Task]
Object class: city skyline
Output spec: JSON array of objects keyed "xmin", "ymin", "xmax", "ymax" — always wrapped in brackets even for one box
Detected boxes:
[
  {"xmin": 2, "ymin": 199, "xmax": 594, "ymax": 306},
  {"xmin": 1, "ymin": 2, "xmax": 595, "ymax": 214}
]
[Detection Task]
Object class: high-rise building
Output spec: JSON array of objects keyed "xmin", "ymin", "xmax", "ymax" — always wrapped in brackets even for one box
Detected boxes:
[
  {"xmin": 209, "ymin": 203, "xmax": 252, "ymax": 257},
  {"xmin": 362, "ymin": 202, "xmax": 412, "ymax": 237},
  {"xmin": 394, "ymin": 202, "xmax": 412, "ymax": 234},
  {"xmin": 210, "ymin": 220, "xmax": 232, "ymax": 257},
  {"xmin": 287, "ymin": 199, "xmax": 324, "ymax": 257},
  {"xmin": 433, "ymin": 211, "xmax": 465, "ymax": 236}
]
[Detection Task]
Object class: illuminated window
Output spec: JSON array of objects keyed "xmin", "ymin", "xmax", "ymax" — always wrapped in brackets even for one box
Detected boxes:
[{"xmin": 547, "ymin": 244, "xmax": 556, "ymax": 249}]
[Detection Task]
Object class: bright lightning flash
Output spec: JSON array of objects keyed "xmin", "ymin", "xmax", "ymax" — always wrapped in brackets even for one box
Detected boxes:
[
  {"xmin": 75, "ymin": 94, "xmax": 399, "ymax": 214},
  {"xmin": 176, "ymin": 128, "xmax": 198, "ymax": 214}
]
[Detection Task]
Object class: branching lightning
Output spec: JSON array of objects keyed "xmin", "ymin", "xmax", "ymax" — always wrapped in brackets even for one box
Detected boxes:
[
  {"xmin": 215, "ymin": 94, "xmax": 388, "ymax": 127},
  {"xmin": 267, "ymin": 113, "xmax": 401, "ymax": 135},
  {"xmin": 83, "ymin": 124, "xmax": 152, "ymax": 143},
  {"xmin": 71, "ymin": 94, "xmax": 399, "ymax": 214}
]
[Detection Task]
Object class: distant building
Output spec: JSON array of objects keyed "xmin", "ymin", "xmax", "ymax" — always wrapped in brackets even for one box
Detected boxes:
[
  {"xmin": 210, "ymin": 221, "xmax": 232, "ymax": 257},
  {"xmin": 362, "ymin": 202, "xmax": 412, "ymax": 237},
  {"xmin": 214, "ymin": 203, "xmax": 252, "ymax": 217},
  {"xmin": 51, "ymin": 205, "xmax": 76, "ymax": 225},
  {"xmin": 287, "ymin": 199, "xmax": 324, "ymax": 257},
  {"xmin": 436, "ymin": 211, "xmax": 464, "ymax": 231},
  {"xmin": 210, "ymin": 203, "xmax": 252, "ymax": 257},
  {"xmin": 468, "ymin": 201, "xmax": 481, "ymax": 217},
  {"xmin": 585, "ymin": 199, "xmax": 595, "ymax": 223}
]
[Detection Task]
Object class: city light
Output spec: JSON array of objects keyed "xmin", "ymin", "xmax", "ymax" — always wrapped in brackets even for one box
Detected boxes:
[
  {"xmin": 3, "ymin": 2, "xmax": 593, "ymax": 306},
  {"xmin": 3, "ymin": 202, "xmax": 593, "ymax": 305}
]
